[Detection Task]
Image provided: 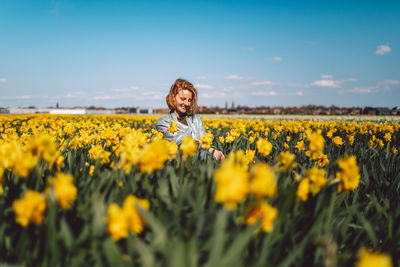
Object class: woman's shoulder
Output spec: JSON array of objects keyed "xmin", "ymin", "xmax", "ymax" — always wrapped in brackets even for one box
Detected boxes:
[
  {"xmin": 156, "ymin": 113, "xmax": 173, "ymax": 127},
  {"xmin": 191, "ymin": 113, "xmax": 203, "ymax": 121}
]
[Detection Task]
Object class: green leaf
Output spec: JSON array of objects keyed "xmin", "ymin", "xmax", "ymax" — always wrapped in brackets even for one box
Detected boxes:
[{"xmin": 102, "ymin": 238, "xmax": 125, "ymax": 267}]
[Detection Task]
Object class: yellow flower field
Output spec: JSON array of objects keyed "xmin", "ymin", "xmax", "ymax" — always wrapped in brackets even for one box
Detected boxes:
[{"xmin": 0, "ymin": 114, "xmax": 398, "ymax": 266}]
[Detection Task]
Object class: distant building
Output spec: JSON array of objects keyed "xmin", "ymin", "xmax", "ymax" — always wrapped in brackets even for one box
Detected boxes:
[
  {"xmin": 376, "ymin": 107, "xmax": 391, "ymax": 115},
  {"xmin": 362, "ymin": 107, "xmax": 377, "ymax": 115},
  {"xmin": 2, "ymin": 105, "xmax": 398, "ymax": 116},
  {"xmin": 51, "ymin": 109, "xmax": 86, "ymax": 115}
]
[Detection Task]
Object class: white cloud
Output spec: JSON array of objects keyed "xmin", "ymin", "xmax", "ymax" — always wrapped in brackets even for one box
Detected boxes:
[
  {"xmin": 17, "ymin": 95, "xmax": 33, "ymax": 99},
  {"xmin": 321, "ymin": 74, "xmax": 333, "ymax": 79},
  {"xmin": 111, "ymin": 86, "xmax": 139, "ymax": 93},
  {"xmin": 65, "ymin": 91, "xmax": 86, "ymax": 98},
  {"xmin": 141, "ymin": 91, "xmax": 158, "ymax": 96},
  {"xmin": 222, "ymin": 86, "xmax": 236, "ymax": 92},
  {"xmin": 136, "ymin": 91, "xmax": 163, "ymax": 100},
  {"xmin": 92, "ymin": 89, "xmax": 163, "ymax": 101},
  {"xmin": 194, "ymin": 83, "xmax": 213, "ymax": 90},
  {"xmin": 380, "ymin": 80, "xmax": 400, "ymax": 85},
  {"xmin": 1, "ymin": 95, "xmax": 34, "ymax": 100},
  {"xmin": 0, "ymin": 78, "xmax": 7, "ymax": 83},
  {"xmin": 339, "ymin": 87, "xmax": 376, "ymax": 94},
  {"xmin": 251, "ymin": 81, "xmax": 273, "ymax": 86},
  {"xmin": 339, "ymin": 79, "xmax": 399, "ymax": 94},
  {"xmin": 311, "ymin": 77, "xmax": 355, "ymax": 88},
  {"xmin": 232, "ymin": 92, "xmax": 243, "ymax": 98},
  {"xmin": 296, "ymin": 91, "xmax": 304, "ymax": 96},
  {"xmin": 93, "ymin": 92, "xmax": 137, "ymax": 100},
  {"xmin": 93, "ymin": 95, "xmax": 116, "ymax": 100},
  {"xmin": 376, "ymin": 45, "xmax": 391, "ymax": 55},
  {"xmin": 200, "ymin": 92, "xmax": 226, "ymax": 98},
  {"xmin": 271, "ymin": 57, "xmax": 283, "ymax": 62},
  {"xmin": 311, "ymin": 80, "xmax": 341, "ymax": 88},
  {"xmin": 251, "ymin": 91, "xmax": 278, "ymax": 96},
  {"xmin": 225, "ymin": 75, "xmax": 244, "ymax": 81},
  {"xmin": 342, "ymin": 78, "xmax": 357, "ymax": 82},
  {"xmin": 196, "ymin": 76, "xmax": 207, "ymax": 81}
]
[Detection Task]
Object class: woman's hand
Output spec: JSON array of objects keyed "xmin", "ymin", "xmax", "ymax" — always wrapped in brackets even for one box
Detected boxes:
[{"xmin": 208, "ymin": 148, "xmax": 225, "ymax": 161}]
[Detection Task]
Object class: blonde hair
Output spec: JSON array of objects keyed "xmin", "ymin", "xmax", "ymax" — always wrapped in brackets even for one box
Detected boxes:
[{"xmin": 166, "ymin": 78, "xmax": 198, "ymax": 115}]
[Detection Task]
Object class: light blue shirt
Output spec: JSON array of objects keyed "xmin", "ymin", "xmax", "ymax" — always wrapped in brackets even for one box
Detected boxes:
[{"xmin": 155, "ymin": 111, "xmax": 206, "ymax": 145}]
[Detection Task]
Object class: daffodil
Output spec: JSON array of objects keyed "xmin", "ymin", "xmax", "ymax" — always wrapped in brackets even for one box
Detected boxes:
[{"xmin": 13, "ymin": 190, "xmax": 47, "ymax": 227}]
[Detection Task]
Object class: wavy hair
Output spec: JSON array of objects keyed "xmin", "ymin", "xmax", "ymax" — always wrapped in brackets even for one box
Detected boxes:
[{"xmin": 166, "ymin": 78, "xmax": 198, "ymax": 115}]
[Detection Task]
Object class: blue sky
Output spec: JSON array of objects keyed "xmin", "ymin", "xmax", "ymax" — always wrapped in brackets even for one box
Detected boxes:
[{"xmin": 0, "ymin": 0, "xmax": 399, "ymax": 108}]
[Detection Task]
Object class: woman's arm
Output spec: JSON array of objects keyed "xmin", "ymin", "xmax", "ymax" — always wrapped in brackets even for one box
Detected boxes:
[
  {"xmin": 156, "ymin": 116, "xmax": 189, "ymax": 146},
  {"xmin": 194, "ymin": 115, "xmax": 225, "ymax": 161}
]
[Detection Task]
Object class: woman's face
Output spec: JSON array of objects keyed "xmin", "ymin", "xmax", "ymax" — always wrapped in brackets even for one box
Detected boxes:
[{"xmin": 174, "ymin": 89, "xmax": 193, "ymax": 117}]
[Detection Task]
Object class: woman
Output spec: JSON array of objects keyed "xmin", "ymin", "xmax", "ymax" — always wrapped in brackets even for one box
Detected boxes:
[{"xmin": 156, "ymin": 78, "xmax": 225, "ymax": 161}]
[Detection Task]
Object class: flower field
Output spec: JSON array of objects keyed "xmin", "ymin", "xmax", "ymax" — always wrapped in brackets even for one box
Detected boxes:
[{"xmin": 0, "ymin": 114, "xmax": 398, "ymax": 266}]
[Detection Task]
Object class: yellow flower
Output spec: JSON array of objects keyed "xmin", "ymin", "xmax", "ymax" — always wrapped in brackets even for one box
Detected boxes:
[
  {"xmin": 88, "ymin": 145, "xmax": 111, "ymax": 165},
  {"xmin": 244, "ymin": 200, "xmax": 278, "ymax": 233},
  {"xmin": 200, "ymin": 132, "xmax": 214, "ymax": 150},
  {"xmin": 117, "ymin": 145, "xmax": 141, "ymax": 174},
  {"xmin": 107, "ymin": 194, "xmax": 150, "ymax": 241},
  {"xmin": 347, "ymin": 135, "xmax": 355, "ymax": 146},
  {"xmin": 166, "ymin": 141, "xmax": 178, "ymax": 160},
  {"xmin": 277, "ymin": 151, "xmax": 297, "ymax": 172},
  {"xmin": 55, "ymin": 152, "xmax": 64, "ymax": 170},
  {"xmin": 214, "ymin": 157, "xmax": 249, "ymax": 209},
  {"xmin": 225, "ymin": 133, "xmax": 235, "ymax": 143},
  {"xmin": 249, "ymin": 163, "xmax": 277, "ymax": 197},
  {"xmin": 249, "ymin": 135, "xmax": 256, "ymax": 144},
  {"xmin": 296, "ymin": 140, "xmax": 305, "ymax": 151},
  {"xmin": 368, "ymin": 138, "xmax": 374, "ymax": 148},
  {"xmin": 180, "ymin": 136, "xmax": 197, "ymax": 159},
  {"xmin": 297, "ymin": 178, "xmax": 310, "ymax": 202},
  {"xmin": 233, "ymin": 150, "xmax": 251, "ymax": 170},
  {"xmin": 13, "ymin": 190, "xmax": 47, "ymax": 227},
  {"xmin": 122, "ymin": 195, "xmax": 150, "ymax": 234},
  {"xmin": 315, "ymin": 153, "xmax": 329, "ymax": 168},
  {"xmin": 332, "ymin": 136, "xmax": 343, "ymax": 146},
  {"xmin": 336, "ymin": 156, "xmax": 360, "ymax": 192},
  {"xmin": 245, "ymin": 149, "xmax": 256, "ymax": 164},
  {"xmin": 355, "ymin": 248, "xmax": 392, "ymax": 267},
  {"xmin": 138, "ymin": 139, "xmax": 170, "ymax": 173},
  {"xmin": 384, "ymin": 133, "xmax": 392, "ymax": 142},
  {"xmin": 219, "ymin": 136, "xmax": 225, "ymax": 144},
  {"xmin": 48, "ymin": 173, "xmax": 77, "ymax": 210},
  {"xmin": 89, "ymin": 165, "xmax": 95, "ymax": 176},
  {"xmin": 14, "ymin": 151, "xmax": 39, "ymax": 179},
  {"xmin": 107, "ymin": 203, "xmax": 129, "ymax": 241},
  {"xmin": 392, "ymin": 147, "xmax": 398, "ymax": 155},
  {"xmin": 305, "ymin": 166, "xmax": 327, "ymax": 195},
  {"xmin": 283, "ymin": 142, "xmax": 289, "ymax": 150},
  {"xmin": 376, "ymin": 139, "xmax": 384, "ymax": 149},
  {"xmin": 167, "ymin": 121, "xmax": 178, "ymax": 134},
  {"xmin": 308, "ymin": 132, "xmax": 324, "ymax": 154},
  {"xmin": 25, "ymin": 134, "xmax": 59, "ymax": 166},
  {"xmin": 256, "ymin": 138, "xmax": 273, "ymax": 157}
]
